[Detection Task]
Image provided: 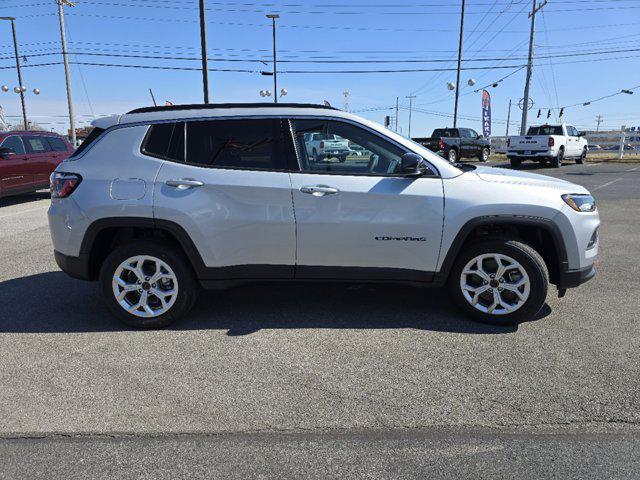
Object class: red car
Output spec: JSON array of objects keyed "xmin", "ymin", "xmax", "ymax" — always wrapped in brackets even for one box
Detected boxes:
[{"xmin": 0, "ymin": 131, "xmax": 74, "ymax": 198}]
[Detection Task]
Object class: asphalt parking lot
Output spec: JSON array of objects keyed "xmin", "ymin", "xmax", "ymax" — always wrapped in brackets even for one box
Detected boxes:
[{"xmin": 1, "ymin": 161, "xmax": 639, "ymax": 478}]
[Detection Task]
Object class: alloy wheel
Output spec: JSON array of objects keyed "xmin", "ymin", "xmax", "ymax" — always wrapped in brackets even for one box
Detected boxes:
[
  {"xmin": 459, "ymin": 253, "xmax": 530, "ymax": 315},
  {"xmin": 111, "ymin": 255, "xmax": 179, "ymax": 318}
]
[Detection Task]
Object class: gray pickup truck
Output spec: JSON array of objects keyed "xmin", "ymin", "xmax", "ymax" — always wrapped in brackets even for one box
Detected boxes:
[{"xmin": 414, "ymin": 127, "xmax": 491, "ymax": 163}]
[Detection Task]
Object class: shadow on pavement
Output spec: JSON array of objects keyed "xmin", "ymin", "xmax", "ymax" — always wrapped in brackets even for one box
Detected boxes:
[
  {"xmin": 0, "ymin": 190, "xmax": 50, "ymax": 208},
  {"xmin": 0, "ymin": 272, "xmax": 550, "ymax": 335}
]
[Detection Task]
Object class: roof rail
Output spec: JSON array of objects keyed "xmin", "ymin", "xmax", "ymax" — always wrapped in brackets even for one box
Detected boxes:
[{"xmin": 127, "ymin": 102, "xmax": 338, "ymax": 114}]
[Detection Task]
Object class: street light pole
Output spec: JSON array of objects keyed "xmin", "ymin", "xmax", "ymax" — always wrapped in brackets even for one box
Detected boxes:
[
  {"xmin": 199, "ymin": 0, "xmax": 210, "ymax": 104},
  {"xmin": 406, "ymin": 94, "xmax": 416, "ymax": 138},
  {"xmin": 56, "ymin": 0, "xmax": 76, "ymax": 146},
  {"xmin": 1, "ymin": 17, "xmax": 28, "ymax": 130},
  {"xmin": 266, "ymin": 14, "xmax": 279, "ymax": 104},
  {"xmin": 520, "ymin": 0, "xmax": 547, "ymax": 135},
  {"xmin": 453, "ymin": 0, "xmax": 466, "ymax": 128}
]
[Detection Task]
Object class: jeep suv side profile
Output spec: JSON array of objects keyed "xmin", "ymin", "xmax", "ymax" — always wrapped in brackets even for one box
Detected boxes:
[{"xmin": 48, "ymin": 103, "xmax": 599, "ymax": 328}]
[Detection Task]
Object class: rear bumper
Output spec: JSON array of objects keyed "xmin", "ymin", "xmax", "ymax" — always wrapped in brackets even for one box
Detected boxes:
[
  {"xmin": 557, "ymin": 264, "xmax": 596, "ymax": 289},
  {"xmin": 54, "ymin": 250, "xmax": 92, "ymax": 281}
]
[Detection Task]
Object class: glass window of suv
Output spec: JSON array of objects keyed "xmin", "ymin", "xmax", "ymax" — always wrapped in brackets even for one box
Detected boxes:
[
  {"xmin": 70, "ymin": 127, "xmax": 104, "ymax": 158},
  {"xmin": 46, "ymin": 136, "xmax": 69, "ymax": 152},
  {"xmin": 291, "ymin": 119, "xmax": 407, "ymax": 175},
  {"xmin": 142, "ymin": 122, "xmax": 175, "ymax": 159},
  {"xmin": 0, "ymin": 135, "xmax": 26, "ymax": 154},
  {"xmin": 184, "ymin": 119, "xmax": 288, "ymax": 170},
  {"xmin": 23, "ymin": 135, "xmax": 52, "ymax": 154}
]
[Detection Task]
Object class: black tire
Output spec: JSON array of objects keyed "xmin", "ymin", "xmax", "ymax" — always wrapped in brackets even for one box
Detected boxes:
[
  {"xmin": 99, "ymin": 240, "xmax": 200, "ymax": 329},
  {"xmin": 338, "ymin": 154, "xmax": 347, "ymax": 163},
  {"xmin": 576, "ymin": 147, "xmax": 586, "ymax": 165},
  {"xmin": 510, "ymin": 157, "xmax": 522, "ymax": 168},
  {"xmin": 448, "ymin": 238, "xmax": 549, "ymax": 326},
  {"xmin": 478, "ymin": 147, "xmax": 490, "ymax": 162},
  {"xmin": 551, "ymin": 148, "xmax": 563, "ymax": 168},
  {"xmin": 447, "ymin": 148, "xmax": 458, "ymax": 163}
]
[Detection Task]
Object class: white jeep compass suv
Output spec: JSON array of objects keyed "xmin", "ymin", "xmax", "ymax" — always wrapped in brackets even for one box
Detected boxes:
[{"xmin": 48, "ymin": 103, "xmax": 599, "ymax": 328}]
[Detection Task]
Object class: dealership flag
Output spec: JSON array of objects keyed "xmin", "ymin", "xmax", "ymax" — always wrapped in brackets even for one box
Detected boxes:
[{"xmin": 482, "ymin": 90, "xmax": 491, "ymax": 137}]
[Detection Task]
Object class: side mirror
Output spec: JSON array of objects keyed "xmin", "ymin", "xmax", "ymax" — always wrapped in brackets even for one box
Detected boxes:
[
  {"xmin": 401, "ymin": 152, "xmax": 428, "ymax": 176},
  {"xmin": 0, "ymin": 147, "xmax": 13, "ymax": 158}
]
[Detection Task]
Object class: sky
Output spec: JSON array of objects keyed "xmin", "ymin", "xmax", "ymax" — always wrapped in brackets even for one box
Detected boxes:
[{"xmin": 1, "ymin": 0, "xmax": 640, "ymax": 137}]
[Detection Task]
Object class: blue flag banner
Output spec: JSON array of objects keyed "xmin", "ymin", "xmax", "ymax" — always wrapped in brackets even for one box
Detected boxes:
[{"xmin": 482, "ymin": 90, "xmax": 491, "ymax": 137}]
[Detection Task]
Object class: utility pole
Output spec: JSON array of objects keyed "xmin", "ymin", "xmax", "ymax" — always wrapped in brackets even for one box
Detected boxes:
[
  {"xmin": 1, "ymin": 17, "xmax": 28, "ymax": 130},
  {"xmin": 199, "ymin": 0, "xmax": 210, "ymax": 103},
  {"xmin": 406, "ymin": 94, "xmax": 416, "ymax": 138},
  {"xmin": 520, "ymin": 0, "xmax": 547, "ymax": 135},
  {"xmin": 266, "ymin": 14, "xmax": 279, "ymax": 104},
  {"xmin": 343, "ymin": 90, "xmax": 350, "ymax": 112},
  {"xmin": 395, "ymin": 96, "xmax": 399, "ymax": 132},
  {"xmin": 596, "ymin": 114, "xmax": 603, "ymax": 132},
  {"xmin": 56, "ymin": 0, "xmax": 76, "ymax": 145},
  {"xmin": 453, "ymin": 0, "xmax": 466, "ymax": 128},
  {"xmin": 505, "ymin": 99, "xmax": 512, "ymax": 136}
]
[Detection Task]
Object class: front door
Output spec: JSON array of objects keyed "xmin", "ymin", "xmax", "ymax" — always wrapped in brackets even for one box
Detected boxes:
[
  {"xmin": 0, "ymin": 135, "xmax": 32, "ymax": 195},
  {"xmin": 152, "ymin": 118, "xmax": 297, "ymax": 280},
  {"xmin": 289, "ymin": 118, "xmax": 444, "ymax": 281}
]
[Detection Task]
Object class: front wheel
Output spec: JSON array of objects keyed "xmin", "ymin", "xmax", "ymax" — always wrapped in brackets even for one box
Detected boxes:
[
  {"xmin": 99, "ymin": 241, "xmax": 200, "ymax": 328},
  {"xmin": 449, "ymin": 239, "xmax": 549, "ymax": 325},
  {"xmin": 478, "ymin": 147, "xmax": 490, "ymax": 162},
  {"xmin": 576, "ymin": 148, "xmax": 586, "ymax": 165}
]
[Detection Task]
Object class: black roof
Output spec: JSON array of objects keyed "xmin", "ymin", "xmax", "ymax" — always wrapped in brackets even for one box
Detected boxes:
[{"xmin": 127, "ymin": 103, "xmax": 337, "ymax": 114}]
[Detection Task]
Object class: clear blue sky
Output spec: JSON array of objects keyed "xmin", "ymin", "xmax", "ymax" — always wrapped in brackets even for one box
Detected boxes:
[{"xmin": 1, "ymin": 0, "xmax": 639, "ymax": 136}]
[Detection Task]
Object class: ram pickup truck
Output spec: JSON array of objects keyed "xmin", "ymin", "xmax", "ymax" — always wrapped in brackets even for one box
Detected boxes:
[
  {"xmin": 304, "ymin": 132, "xmax": 350, "ymax": 162},
  {"xmin": 507, "ymin": 124, "xmax": 588, "ymax": 168},
  {"xmin": 414, "ymin": 128, "xmax": 491, "ymax": 163}
]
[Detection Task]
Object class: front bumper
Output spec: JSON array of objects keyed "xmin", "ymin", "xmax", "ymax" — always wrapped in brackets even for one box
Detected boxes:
[
  {"xmin": 54, "ymin": 250, "xmax": 92, "ymax": 281},
  {"xmin": 557, "ymin": 264, "xmax": 596, "ymax": 289}
]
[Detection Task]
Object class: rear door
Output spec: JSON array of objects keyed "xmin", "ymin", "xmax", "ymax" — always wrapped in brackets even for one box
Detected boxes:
[
  {"xmin": 22, "ymin": 134, "xmax": 53, "ymax": 188},
  {"xmin": 153, "ymin": 118, "xmax": 297, "ymax": 280},
  {"xmin": 45, "ymin": 135, "xmax": 74, "ymax": 171},
  {"xmin": 288, "ymin": 118, "xmax": 444, "ymax": 281},
  {"xmin": 0, "ymin": 135, "xmax": 32, "ymax": 194}
]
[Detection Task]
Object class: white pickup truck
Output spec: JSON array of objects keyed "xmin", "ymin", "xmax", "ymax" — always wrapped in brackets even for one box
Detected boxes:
[
  {"xmin": 507, "ymin": 124, "xmax": 588, "ymax": 168},
  {"xmin": 304, "ymin": 132, "xmax": 351, "ymax": 163}
]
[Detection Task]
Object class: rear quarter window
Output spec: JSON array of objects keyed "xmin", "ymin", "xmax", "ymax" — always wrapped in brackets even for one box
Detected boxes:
[{"xmin": 71, "ymin": 127, "xmax": 104, "ymax": 157}]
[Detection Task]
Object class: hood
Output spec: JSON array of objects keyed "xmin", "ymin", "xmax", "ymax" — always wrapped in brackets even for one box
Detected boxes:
[{"xmin": 472, "ymin": 165, "xmax": 589, "ymax": 193}]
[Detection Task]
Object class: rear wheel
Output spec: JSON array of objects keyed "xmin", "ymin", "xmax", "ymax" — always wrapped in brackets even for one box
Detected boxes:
[
  {"xmin": 449, "ymin": 239, "xmax": 548, "ymax": 325},
  {"xmin": 448, "ymin": 148, "xmax": 458, "ymax": 163},
  {"xmin": 509, "ymin": 157, "xmax": 522, "ymax": 168},
  {"xmin": 551, "ymin": 148, "xmax": 564, "ymax": 168},
  {"xmin": 99, "ymin": 241, "xmax": 200, "ymax": 328}
]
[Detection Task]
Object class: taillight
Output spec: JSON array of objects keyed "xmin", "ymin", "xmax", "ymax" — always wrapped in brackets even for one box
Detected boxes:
[
  {"xmin": 548, "ymin": 137, "xmax": 555, "ymax": 147},
  {"xmin": 438, "ymin": 139, "xmax": 445, "ymax": 150},
  {"xmin": 320, "ymin": 141, "xmax": 324, "ymax": 148},
  {"xmin": 507, "ymin": 138, "xmax": 511, "ymax": 147},
  {"xmin": 50, "ymin": 172, "xmax": 82, "ymax": 198}
]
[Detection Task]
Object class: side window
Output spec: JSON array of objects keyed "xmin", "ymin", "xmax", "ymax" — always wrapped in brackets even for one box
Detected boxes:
[
  {"xmin": 46, "ymin": 136, "xmax": 70, "ymax": 152},
  {"xmin": 184, "ymin": 119, "xmax": 289, "ymax": 170},
  {"xmin": 23, "ymin": 136, "xmax": 52, "ymax": 154},
  {"xmin": 0, "ymin": 135, "xmax": 26, "ymax": 154},
  {"xmin": 142, "ymin": 123, "xmax": 175, "ymax": 159},
  {"xmin": 70, "ymin": 127, "xmax": 103, "ymax": 158},
  {"xmin": 569, "ymin": 126, "xmax": 578, "ymax": 137},
  {"xmin": 468, "ymin": 129, "xmax": 479, "ymax": 138},
  {"xmin": 292, "ymin": 119, "xmax": 407, "ymax": 175}
]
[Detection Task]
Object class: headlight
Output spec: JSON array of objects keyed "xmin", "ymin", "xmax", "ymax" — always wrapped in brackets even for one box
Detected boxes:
[{"xmin": 562, "ymin": 194, "xmax": 596, "ymax": 212}]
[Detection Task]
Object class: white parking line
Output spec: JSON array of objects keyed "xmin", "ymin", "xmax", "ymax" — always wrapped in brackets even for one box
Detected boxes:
[
  {"xmin": 0, "ymin": 206, "xmax": 48, "ymax": 219},
  {"xmin": 626, "ymin": 166, "xmax": 640, "ymax": 172},
  {"xmin": 592, "ymin": 178, "xmax": 623, "ymax": 191}
]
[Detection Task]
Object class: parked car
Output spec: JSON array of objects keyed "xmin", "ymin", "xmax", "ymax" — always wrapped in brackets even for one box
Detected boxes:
[
  {"xmin": 48, "ymin": 103, "xmax": 599, "ymax": 329},
  {"xmin": 507, "ymin": 124, "xmax": 588, "ymax": 168},
  {"xmin": 0, "ymin": 130, "xmax": 74, "ymax": 199},
  {"xmin": 413, "ymin": 128, "xmax": 491, "ymax": 163},
  {"xmin": 304, "ymin": 131, "xmax": 350, "ymax": 162}
]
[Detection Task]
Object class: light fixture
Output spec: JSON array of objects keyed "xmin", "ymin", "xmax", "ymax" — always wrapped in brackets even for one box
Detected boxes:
[
  {"xmin": 447, "ymin": 82, "xmax": 456, "ymax": 91},
  {"xmin": 467, "ymin": 79, "xmax": 476, "ymax": 87}
]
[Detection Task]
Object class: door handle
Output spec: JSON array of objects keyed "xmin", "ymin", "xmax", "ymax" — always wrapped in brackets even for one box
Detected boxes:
[
  {"xmin": 300, "ymin": 185, "xmax": 339, "ymax": 196},
  {"xmin": 165, "ymin": 178, "xmax": 204, "ymax": 189}
]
